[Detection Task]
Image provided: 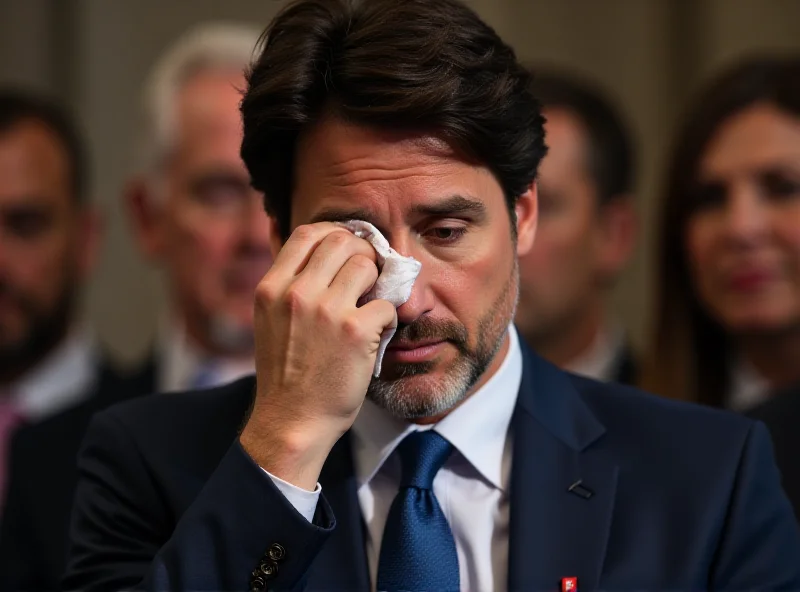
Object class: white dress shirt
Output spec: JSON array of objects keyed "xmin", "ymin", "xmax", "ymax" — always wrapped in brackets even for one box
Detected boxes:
[
  {"xmin": 9, "ymin": 327, "xmax": 98, "ymax": 421},
  {"xmin": 727, "ymin": 358, "xmax": 770, "ymax": 412},
  {"xmin": 157, "ymin": 320, "xmax": 255, "ymax": 392},
  {"xmin": 565, "ymin": 323, "xmax": 626, "ymax": 383},
  {"xmin": 267, "ymin": 325, "xmax": 523, "ymax": 591}
]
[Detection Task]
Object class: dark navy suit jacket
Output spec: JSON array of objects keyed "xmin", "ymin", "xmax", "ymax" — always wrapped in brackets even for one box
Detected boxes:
[{"xmin": 63, "ymin": 343, "xmax": 800, "ymax": 591}]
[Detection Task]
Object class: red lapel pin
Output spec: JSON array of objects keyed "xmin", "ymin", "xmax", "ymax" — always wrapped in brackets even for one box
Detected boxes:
[{"xmin": 561, "ymin": 576, "xmax": 578, "ymax": 592}]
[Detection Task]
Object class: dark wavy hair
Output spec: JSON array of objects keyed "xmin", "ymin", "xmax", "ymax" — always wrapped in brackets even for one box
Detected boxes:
[
  {"xmin": 240, "ymin": 0, "xmax": 547, "ymax": 240},
  {"xmin": 641, "ymin": 55, "xmax": 800, "ymax": 405}
]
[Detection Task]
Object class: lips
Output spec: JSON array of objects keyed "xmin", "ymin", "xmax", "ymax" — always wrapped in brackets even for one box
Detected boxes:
[
  {"xmin": 386, "ymin": 339, "xmax": 445, "ymax": 351},
  {"xmin": 726, "ymin": 268, "xmax": 775, "ymax": 292},
  {"xmin": 383, "ymin": 339, "xmax": 447, "ymax": 363}
]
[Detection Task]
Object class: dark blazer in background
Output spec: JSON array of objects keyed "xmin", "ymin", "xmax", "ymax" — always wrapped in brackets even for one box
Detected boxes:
[
  {"xmin": 748, "ymin": 386, "xmax": 800, "ymax": 522},
  {"xmin": 0, "ymin": 355, "xmax": 156, "ymax": 592},
  {"xmin": 612, "ymin": 342, "xmax": 638, "ymax": 385},
  {"xmin": 62, "ymin": 343, "xmax": 800, "ymax": 591}
]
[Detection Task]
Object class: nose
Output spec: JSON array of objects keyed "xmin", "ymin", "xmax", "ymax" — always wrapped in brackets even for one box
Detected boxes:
[
  {"xmin": 722, "ymin": 184, "xmax": 769, "ymax": 247},
  {"xmin": 390, "ymin": 233, "xmax": 435, "ymax": 325}
]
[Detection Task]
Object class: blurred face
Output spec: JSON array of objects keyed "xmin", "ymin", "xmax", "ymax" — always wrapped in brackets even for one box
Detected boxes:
[
  {"xmin": 290, "ymin": 118, "xmax": 537, "ymax": 418},
  {"xmin": 132, "ymin": 70, "xmax": 273, "ymax": 354},
  {"xmin": 0, "ymin": 121, "xmax": 95, "ymax": 377},
  {"xmin": 516, "ymin": 108, "xmax": 628, "ymax": 345},
  {"xmin": 686, "ymin": 103, "xmax": 800, "ymax": 335}
]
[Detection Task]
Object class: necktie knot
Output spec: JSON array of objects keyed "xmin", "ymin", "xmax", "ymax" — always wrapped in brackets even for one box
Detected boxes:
[{"xmin": 397, "ymin": 430, "xmax": 453, "ymax": 490}]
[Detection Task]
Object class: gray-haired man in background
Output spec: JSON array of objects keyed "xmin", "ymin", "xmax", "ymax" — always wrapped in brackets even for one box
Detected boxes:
[{"xmin": 0, "ymin": 23, "xmax": 272, "ymax": 591}]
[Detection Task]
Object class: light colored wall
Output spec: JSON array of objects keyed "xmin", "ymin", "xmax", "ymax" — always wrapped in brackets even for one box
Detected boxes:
[{"xmin": 2, "ymin": 0, "xmax": 800, "ymax": 364}]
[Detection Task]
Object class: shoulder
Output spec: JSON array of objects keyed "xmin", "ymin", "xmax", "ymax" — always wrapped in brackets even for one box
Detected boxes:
[
  {"xmin": 568, "ymin": 374, "xmax": 760, "ymax": 473},
  {"xmin": 91, "ymin": 375, "xmax": 256, "ymax": 452},
  {"xmin": 747, "ymin": 386, "xmax": 800, "ymax": 428}
]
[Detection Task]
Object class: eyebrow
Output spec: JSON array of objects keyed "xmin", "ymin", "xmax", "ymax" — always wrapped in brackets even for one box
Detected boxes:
[{"xmin": 309, "ymin": 194, "xmax": 488, "ymax": 226}]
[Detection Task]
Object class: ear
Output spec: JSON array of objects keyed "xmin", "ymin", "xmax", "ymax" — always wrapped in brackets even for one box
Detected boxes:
[
  {"xmin": 515, "ymin": 181, "xmax": 538, "ymax": 257},
  {"xmin": 595, "ymin": 195, "xmax": 637, "ymax": 279},
  {"xmin": 76, "ymin": 205, "xmax": 103, "ymax": 279},
  {"xmin": 124, "ymin": 177, "xmax": 166, "ymax": 261},
  {"xmin": 268, "ymin": 215, "xmax": 283, "ymax": 261}
]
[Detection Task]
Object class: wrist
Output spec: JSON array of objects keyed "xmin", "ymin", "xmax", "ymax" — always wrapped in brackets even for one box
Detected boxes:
[{"xmin": 239, "ymin": 412, "xmax": 341, "ymax": 491}]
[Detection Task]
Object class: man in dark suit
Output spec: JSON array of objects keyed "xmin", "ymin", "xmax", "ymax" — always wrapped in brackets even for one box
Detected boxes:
[
  {"xmin": 0, "ymin": 361, "xmax": 152, "ymax": 591},
  {"xmin": 0, "ymin": 23, "xmax": 269, "ymax": 592},
  {"xmin": 64, "ymin": 0, "xmax": 800, "ymax": 590},
  {"xmin": 516, "ymin": 73, "xmax": 640, "ymax": 385}
]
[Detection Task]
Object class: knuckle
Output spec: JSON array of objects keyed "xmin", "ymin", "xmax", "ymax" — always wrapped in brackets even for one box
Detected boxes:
[
  {"xmin": 291, "ymin": 224, "xmax": 316, "ymax": 242},
  {"xmin": 283, "ymin": 285, "xmax": 308, "ymax": 314},
  {"xmin": 350, "ymin": 254, "xmax": 377, "ymax": 273},
  {"xmin": 254, "ymin": 279, "xmax": 279, "ymax": 306},
  {"xmin": 341, "ymin": 315, "xmax": 365, "ymax": 342}
]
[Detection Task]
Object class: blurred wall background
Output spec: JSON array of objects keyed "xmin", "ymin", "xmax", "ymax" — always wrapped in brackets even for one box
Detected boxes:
[{"xmin": 1, "ymin": 0, "xmax": 799, "ymax": 365}]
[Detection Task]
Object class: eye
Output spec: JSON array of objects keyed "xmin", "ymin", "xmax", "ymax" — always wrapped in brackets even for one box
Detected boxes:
[
  {"xmin": 425, "ymin": 225, "xmax": 467, "ymax": 244},
  {"xmin": 761, "ymin": 171, "xmax": 800, "ymax": 201},
  {"xmin": 690, "ymin": 182, "xmax": 726, "ymax": 212}
]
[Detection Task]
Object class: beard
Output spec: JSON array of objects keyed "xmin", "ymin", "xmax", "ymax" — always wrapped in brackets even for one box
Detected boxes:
[
  {"xmin": 208, "ymin": 313, "xmax": 255, "ymax": 354},
  {"xmin": 367, "ymin": 261, "xmax": 519, "ymax": 419},
  {"xmin": 0, "ymin": 275, "xmax": 76, "ymax": 382}
]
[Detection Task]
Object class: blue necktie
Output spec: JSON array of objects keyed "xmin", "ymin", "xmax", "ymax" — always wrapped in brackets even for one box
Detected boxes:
[{"xmin": 376, "ymin": 430, "xmax": 460, "ymax": 592}]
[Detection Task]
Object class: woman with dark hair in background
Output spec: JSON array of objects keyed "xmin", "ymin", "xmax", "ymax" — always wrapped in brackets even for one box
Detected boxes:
[{"xmin": 642, "ymin": 55, "xmax": 800, "ymax": 517}]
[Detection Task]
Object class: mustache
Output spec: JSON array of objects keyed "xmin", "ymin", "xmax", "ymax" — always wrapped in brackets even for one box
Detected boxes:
[
  {"xmin": 392, "ymin": 316, "xmax": 468, "ymax": 349},
  {"xmin": 0, "ymin": 279, "xmax": 34, "ymax": 313}
]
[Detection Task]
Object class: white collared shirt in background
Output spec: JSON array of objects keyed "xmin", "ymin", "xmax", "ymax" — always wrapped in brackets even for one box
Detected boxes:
[
  {"xmin": 266, "ymin": 325, "xmax": 523, "ymax": 592},
  {"xmin": 564, "ymin": 323, "xmax": 626, "ymax": 383},
  {"xmin": 157, "ymin": 320, "xmax": 254, "ymax": 393},
  {"xmin": 727, "ymin": 358, "xmax": 770, "ymax": 412},
  {"xmin": 10, "ymin": 326, "xmax": 98, "ymax": 421}
]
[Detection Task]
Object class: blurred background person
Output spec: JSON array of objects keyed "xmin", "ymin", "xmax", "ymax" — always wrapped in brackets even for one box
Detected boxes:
[
  {"xmin": 0, "ymin": 91, "xmax": 103, "ymax": 501},
  {"xmin": 642, "ymin": 55, "xmax": 800, "ymax": 410},
  {"xmin": 0, "ymin": 23, "xmax": 269, "ymax": 591},
  {"xmin": 516, "ymin": 72, "xmax": 638, "ymax": 383},
  {"xmin": 641, "ymin": 55, "xmax": 800, "ymax": 516}
]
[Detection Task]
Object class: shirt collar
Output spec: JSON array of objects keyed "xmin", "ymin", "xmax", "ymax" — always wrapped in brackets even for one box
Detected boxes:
[
  {"xmin": 564, "ymin": 322, "xmax": 625, "ymax": 382},
  {"xmin": 10, "ymin": 326, "xmax": 98, "ymax": 420},
  {"xmin": 728, "ymin": 355, "xmax": 771, "ymax": 412},
  {"xmin": 157, "ymin": 318, "xmax": 254, "ymax": 392},
  {"xmin": 351, "ymin": 324, "xmax": 523, "ymax": 492}
]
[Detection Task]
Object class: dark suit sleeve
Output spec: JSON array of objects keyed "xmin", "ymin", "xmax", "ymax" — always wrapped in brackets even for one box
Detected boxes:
[
  {"xmin": 63, "ymin": 410, "xmax": 335, "ymax": 591},
  {"xmin": 711, "ymin": 421, "xmax": 800, "ymax": 588},
  {"xmin": 0, "ymin": 434, "xmax": 37, "ymax": 591}
]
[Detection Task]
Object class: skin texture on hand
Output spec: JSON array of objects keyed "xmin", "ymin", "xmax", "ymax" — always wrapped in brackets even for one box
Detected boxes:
[{"xmin": 240, "ymin": 223, "xmax": 397, "ymax": 490}]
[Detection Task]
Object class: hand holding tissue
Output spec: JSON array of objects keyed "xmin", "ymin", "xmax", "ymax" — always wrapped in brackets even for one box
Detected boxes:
[{"xmin": 337, "ymin": 220, "xmax": 422, "ymax": 376}]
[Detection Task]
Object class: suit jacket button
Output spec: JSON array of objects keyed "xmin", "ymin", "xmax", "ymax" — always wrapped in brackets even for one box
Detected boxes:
[
  {"xmin": 250, "ymin": 575, "xmax": 266, "ymax": 592},
  {"xmin": 260, "ymin": 560, "xmax": 279, "ymax": 579},
  {"xmin": 267, "ymin": 542, "xmax": 286, "ymax": 562}
]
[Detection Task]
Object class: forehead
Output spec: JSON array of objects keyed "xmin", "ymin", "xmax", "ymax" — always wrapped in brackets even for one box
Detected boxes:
[
  {"xmin": 0, "ymin": 120, "xmax": 72, "ymax": 206},
  {"xmin": 539, "ymin": 107, "xmax": 588, "ymax": 176},
  {"xmin": 173, "ymin": 69, "xmax": 246, "ymax": 152},
  {"xmin": 700, "ymin": 103, "xmax": 800, "ymax": 176},
  {"xmin": 291, "ymin": 116, "xmax": 503, "ymax": 225}
]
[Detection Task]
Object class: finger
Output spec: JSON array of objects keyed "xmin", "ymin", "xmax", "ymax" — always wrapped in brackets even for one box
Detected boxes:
[
  {"xmin": 353, "ymin": 298, "xmax": 398, "ymax": 340},
  {"xmin": 261, "ymin": 222, "xmax": 344, "ymax": 290},
  {"xmin": 325, "ymin": 254, "xmax": 380, "ymax": 307},
  {"xmin": 296, "ymin": 230, "xmax": 377, "ymax": 291}
]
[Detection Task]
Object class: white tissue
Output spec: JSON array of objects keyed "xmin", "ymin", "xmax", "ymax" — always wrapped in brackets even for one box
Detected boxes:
[{"xmin": 338, "ymin": 220, "xmax": 422, "ymax": 377}]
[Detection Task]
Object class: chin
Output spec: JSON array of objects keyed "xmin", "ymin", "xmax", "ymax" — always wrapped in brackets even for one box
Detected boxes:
[
  {"xmin": 367, "ymin": 358, "xmax": 479, "ymax": 420},
  {"xmin": 723, "ymin": 308, "xmax": 800, "ymax": 335}
]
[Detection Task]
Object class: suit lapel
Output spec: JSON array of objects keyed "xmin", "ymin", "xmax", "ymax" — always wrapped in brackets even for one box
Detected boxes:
[
  {"xmin": 305, "ymin": 433, "xmax": 371, "ymax": 591},
  {"xmin": 508, "ymin": 346, "xmax": 618, "ymax": 592}
]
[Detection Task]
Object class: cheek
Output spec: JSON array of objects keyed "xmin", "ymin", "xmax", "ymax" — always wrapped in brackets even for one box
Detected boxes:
[
  {"xmin": 684, "ymin": 218, "xmax": 716, "ymax": 277},
  {"xmin": 170, "ymin": 214, "xmax": 237, "ymax": 271},
  {"xmin": 775, "ymin": 217, "xmax": 800, "ymax": 266}
]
